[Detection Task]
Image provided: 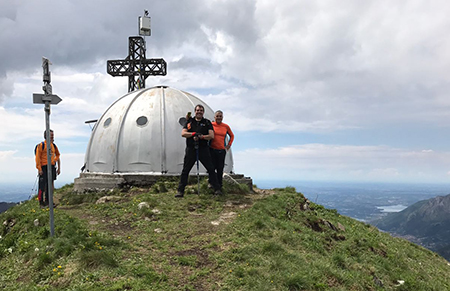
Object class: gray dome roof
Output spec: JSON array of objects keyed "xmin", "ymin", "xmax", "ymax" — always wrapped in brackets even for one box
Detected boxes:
[{"xmin": 84, "ymin": 86, "xmax": 234, "ymax": 174}]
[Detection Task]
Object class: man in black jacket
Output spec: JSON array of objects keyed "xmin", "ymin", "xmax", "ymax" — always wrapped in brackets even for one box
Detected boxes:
[{"xmin": 176, "ymin": 104, "xmax": 221, "ymax": 197}]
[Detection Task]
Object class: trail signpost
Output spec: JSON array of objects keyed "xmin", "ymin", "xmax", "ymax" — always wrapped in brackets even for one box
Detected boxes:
[{"xmin": 32, "ymin": 57, "xmax": 62, "ymax": 236}]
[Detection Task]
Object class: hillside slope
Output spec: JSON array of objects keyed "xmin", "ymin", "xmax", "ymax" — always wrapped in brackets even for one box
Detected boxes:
[
  {"xmin": 1, "ymin": 182, "xmax": 450, "ymax": 290},
  {"xmin": 0, "ymin": 202, "xmax": 17, "ymax": 214},
  {"xmin": 375, "ymin": 194, "xmax": 450, "ymax": 260}
]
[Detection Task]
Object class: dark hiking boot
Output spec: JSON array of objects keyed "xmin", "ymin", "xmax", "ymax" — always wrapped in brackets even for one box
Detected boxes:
[
  {"xmin": 214, "ymin": 189, "xmax": 223, "ymax": 196},
  {"xmin": 175, "ymin": 191, "xmax": 184, "ymax": 198}
]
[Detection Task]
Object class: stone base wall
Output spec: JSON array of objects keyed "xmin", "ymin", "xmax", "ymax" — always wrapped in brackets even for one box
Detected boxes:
[{"xmin": 73, "ymin": 172, "xmax": 253, "ymax": 193}]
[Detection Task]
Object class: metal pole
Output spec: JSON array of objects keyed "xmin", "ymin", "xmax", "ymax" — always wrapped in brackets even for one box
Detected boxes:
[
  {"xmin": 33, "ymin": 57, "xmax": 61, "ymax": 237},
  {"xmin": 42, "ymin": 57, "xmax": 55, "ymax": 237},
  {"xmin": 44, "ymin": 104, "xmax": 55, "ymax": 236},
  {"xmin": 196, "ymin": 143, "xmax": 200, "ymax": 195}
]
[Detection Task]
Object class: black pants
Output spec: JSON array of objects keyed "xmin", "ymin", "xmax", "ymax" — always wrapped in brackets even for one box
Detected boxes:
[
  {"xmin": 210, "ymin": 148, "xmax": 226, "ymax": 188},
  {"xmin": 178, "ymin": 146, "xmax": 220, "ymax": 193},
  {"xmin": 39, "ymin": 165, "xmax": 56, "ymax": 204}
]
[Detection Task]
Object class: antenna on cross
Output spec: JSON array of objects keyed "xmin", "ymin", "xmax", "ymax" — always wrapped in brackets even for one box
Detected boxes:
[
  {"xmin": 107, "ymin": 10, "xmax": 167, "ymax": 92},
  {"xmin": 138, "ymin": 10, "xmax": 151, "ymax": 37}
]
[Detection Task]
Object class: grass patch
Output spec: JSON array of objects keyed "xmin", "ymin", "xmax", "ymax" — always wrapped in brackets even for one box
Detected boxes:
[
  {"xmin": 0, "ymin": 184, "xmax": 449, "ymax": 290},
  {"xmin": 175, "ymin": 255, "xmax": 198, "ymax": 267},
  {"xmin": 79, "ymin": 249, "xmax": 118, "ymax": 269}
]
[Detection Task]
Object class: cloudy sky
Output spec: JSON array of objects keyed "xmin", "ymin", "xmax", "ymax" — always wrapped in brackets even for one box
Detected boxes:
[{"xmin": 1, "ymin": 0, "xmax": 450, "ymax": 187}]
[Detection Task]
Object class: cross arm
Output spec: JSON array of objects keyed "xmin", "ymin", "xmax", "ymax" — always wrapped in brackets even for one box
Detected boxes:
[{"xmin": 107, "ymin": 59, "xmax": 167, "ymax": 77}]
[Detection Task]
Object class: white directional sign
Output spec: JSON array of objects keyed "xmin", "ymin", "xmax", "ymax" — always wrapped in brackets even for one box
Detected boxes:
[{"xmin": 33, "ymin": 93, "xmax": 62, "ymax": 105}]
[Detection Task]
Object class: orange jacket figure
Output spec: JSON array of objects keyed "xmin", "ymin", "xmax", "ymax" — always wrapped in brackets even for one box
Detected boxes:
[
  {"xmin": 210, "ymin": 121, "xmax": 234, "ymax": 150},
  {"xmin": 35, "ymin": 130, "xmax": 60, "ymax": 175},
  {"xmin": 35, "ymin": 129, "xmax": 61, "ymax": 207},
  {"xmin": 35, "ymin": 141, "xmax": 60, "ymax": 172}
]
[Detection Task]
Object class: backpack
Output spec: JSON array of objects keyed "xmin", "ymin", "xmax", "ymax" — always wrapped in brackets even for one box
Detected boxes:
[
  {"xmin": 34, "ymin": 142, "xmax": 58, "ymax": 155},
  {"xmin": 34, "ymin": 142, "xmax": 44, "ymax": 155}
]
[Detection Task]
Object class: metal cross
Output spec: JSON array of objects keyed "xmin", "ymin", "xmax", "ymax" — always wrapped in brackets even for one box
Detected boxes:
[{"xmin": 107, "ymin": 36, "xmax": 167, "ymax": 92}]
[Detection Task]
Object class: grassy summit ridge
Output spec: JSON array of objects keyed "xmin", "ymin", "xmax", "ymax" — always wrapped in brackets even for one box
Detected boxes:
[{"xmin": 1, "ymin": 181, "xmax": 449, "ymax": 290}]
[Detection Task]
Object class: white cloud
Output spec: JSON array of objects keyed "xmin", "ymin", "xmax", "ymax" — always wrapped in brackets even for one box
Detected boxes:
[
  {"xmin": 201, "ymin": 25, "xmax": 235, "ymax": 64},
  {"xmin": 1, "ymin": 0, "xmax": 450, "ymax": 185},
  {"xmin": 367, "ymin": 168, "xmax": 400, "ymax": 178},
  {"xmin": 3, "ymin": 0, "xmax": 450, "ymax": 129},
  {"xmin": 0, "ymin": 150, "xmax": 84, "ymax": 186},
  {"xmin": 0, "ymin": 107, "xmax": 44, "ymax": 144},
  {"xmin": 234, "ymin": 144, "xmax": 450, "ymax": 183}
]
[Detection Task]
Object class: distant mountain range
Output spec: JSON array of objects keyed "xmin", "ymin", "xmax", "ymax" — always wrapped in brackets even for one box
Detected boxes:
[
  {"xmin": 0, "ymin": 202, "xmax": 18, "ymax": 214},
  {"xmin": 374, "ymin": 193, "xmax": 450, "ymax": 261}
]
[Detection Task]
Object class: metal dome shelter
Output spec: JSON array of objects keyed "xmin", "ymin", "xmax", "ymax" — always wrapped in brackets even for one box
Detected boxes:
[
  {"xmin": 85, "ymin": 85, "xmax": 234, "ymax": 174},
  {"xmin": 73, "ymin": 86, "xmax": 249, "ymax": 192}
]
